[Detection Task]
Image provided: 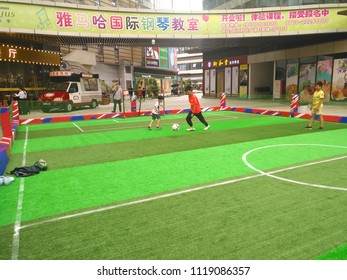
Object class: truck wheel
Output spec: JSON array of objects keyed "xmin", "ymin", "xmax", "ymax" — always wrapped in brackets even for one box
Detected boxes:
[
  {"xmin": 65, "ymin": 102, "xmax": 73, "ymax": 112},
  {"xmin": 90, "ymin": 99, "xmax": 97, "ymax": 109}
]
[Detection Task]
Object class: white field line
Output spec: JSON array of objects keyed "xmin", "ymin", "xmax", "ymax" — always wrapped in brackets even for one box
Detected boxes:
[
  {"xmin": 19, "ymin": 153, "xmax": 347, "ymax": 230},
  {"xmin": 72, "ymin": 116, "xmax": 237, "ymax": 133},
  {"xmin": 11, "ymin": 126, "xmax": 29, "ymax": 260},
  {"xmin": 206, "ymin": 112, "xmax": 239, "ymax": 119},
  {"xmin": 72, "ymin": 122, "xmax": 84, "ymax": 132},
  {"xmin": 242, "ymin": 144, "xmax": 347, "ymax": 192}
]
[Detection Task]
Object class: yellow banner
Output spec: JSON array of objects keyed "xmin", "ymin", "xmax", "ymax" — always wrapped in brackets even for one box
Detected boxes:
[{"xmin": 0, "ymin": 2, "xmax": 346, "ymax": 37}]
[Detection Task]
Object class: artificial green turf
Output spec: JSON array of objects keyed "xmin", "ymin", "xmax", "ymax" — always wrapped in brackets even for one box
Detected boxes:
[
  {"xmin": 316, "ymin": 243, "xmax": 347, "ymax": 260},
  {"xmin": 2, "ymin": 127, "xmax": 347, "ymax": 227},
  {"xmin": 11, "ymin": 113, "xmax": 305, "ymax": 153},
  {"xmin": 6, "ymin": 121, "xmax": 337, "ymax": 171},
  {"xmin": 1, "ymin": 112, "xmax": 347, "ymax": 260},
  {"xmin": 13, "ymin": 175, "xmax": 347, "ymax": 260}
]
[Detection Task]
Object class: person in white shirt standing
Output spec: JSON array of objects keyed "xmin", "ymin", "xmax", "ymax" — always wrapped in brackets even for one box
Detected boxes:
[
  {"xmin": 14, "ymin": 87, "xmax": 28, "ymax": 115},
  {"xmin": 112, "ymin": 83, "xmax": 122, "ymax": 113},
  {"xmin": 147, "ymin": 95, "xmax": 164, "ymax": 130}
]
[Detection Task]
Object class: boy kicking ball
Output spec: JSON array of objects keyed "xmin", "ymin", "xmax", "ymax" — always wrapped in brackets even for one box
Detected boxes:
[
  {"xmin": 185, "ymin": 85, "xmax": 210, "ymax": 131},
  {"xmin": 148, "ymin": 95, "xmax": 164, "ymax": 130}
]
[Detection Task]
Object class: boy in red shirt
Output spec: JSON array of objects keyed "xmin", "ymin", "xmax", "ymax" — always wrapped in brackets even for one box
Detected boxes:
[{"xmin": 185, "ymin": 85, "xmax": 210, "ymax": 131}]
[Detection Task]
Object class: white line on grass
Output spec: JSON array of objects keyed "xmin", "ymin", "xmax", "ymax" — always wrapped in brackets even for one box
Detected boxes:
[
  {"xmin": 81, "ymin": 116, "xmax": 237, "ymax": 133},
  {"xmin": 20, "ymin": 151, "xmax": 346, "ymax": 230},
  {"xmin": 20, "ymin": 173, "xmax": 264, "ymax": 230},
  {"xmin": 70, "ymin": 113, "xmax": 238, "ymax": 133},
  {"xmin": 85, "ymin": 124, "xmax": 152, "ymax": 133},
  {"xmin": 206, "ymin": 112, "xmax": 239, "ymax": 119},
  {"xmin": 11, "ymin": 126, "xmax": 29, "ymax": 260},
  {"xmin": 73, "ymin": 122, "xmax": 84, "ymax": 132},
  {"xmin": 242, "ymin": 144, "xmax": 347, "ymax": 191}
]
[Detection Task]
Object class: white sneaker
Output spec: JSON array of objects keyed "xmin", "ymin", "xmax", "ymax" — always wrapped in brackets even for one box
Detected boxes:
[
  {"xmin": 203, "ymin": 125, "xmax": 210, "ymax": 131},
  {"xmin": 186, "ymin": 127, "xmax": 195, "ymax": 131}
]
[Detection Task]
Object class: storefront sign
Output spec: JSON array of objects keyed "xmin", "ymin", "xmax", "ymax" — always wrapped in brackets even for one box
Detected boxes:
[
  {"xmin": 0, "ymin": 3, "xmax": 346, "ymax": 38},
  {"xmin": 204, "ymin": 56, "xmax": 247, "ymax": 69},
  {"xmin": 0, "ymin": 44, "xmax": 60, "ymax": 66}
]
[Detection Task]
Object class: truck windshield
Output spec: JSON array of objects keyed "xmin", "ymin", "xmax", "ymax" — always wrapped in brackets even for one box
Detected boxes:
[{"xmin": 54, "ymin": 83, "xmax": 69, "ymax": 91}]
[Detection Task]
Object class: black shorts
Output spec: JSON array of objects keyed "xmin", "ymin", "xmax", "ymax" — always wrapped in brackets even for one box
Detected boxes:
[{"xmin": 152, "ymin": 113, "xmax": 160, "ymax": 120}]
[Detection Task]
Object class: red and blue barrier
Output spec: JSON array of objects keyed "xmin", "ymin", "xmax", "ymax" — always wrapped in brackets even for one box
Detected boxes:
[
  {"xmin": 17, "ymin": 106, "xmax": 347, "ymax": 125},
  {"xmin": 0, "ymin": 101, "xmax": 19, "ymax": 175},
  {"xmin": 220, "ymin": 92, "xmax": 226, "ymax": 107},
  {"xmin": 290, "ymin": 93, "xmax": 299, "ymax": 117},
  {"xmin": 2, "ymin": 99, "xmax": 346, "ymax": 176},
  {"xmin": 2, "ymin": 101, "xmax": 346, "ymax": 174}
]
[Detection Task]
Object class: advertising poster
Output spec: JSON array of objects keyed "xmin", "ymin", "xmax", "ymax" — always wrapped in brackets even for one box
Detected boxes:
[
  {"xmin": 239, "ymin": 64, "xmax": 248, "ymax": 99},
  {"xmin": 225, "ymin": 67, "xmax": 231, "ymax": 94},
  {"xmin": 1, "ymin": 3, "xmax": 346, "ymax": 38},
  {"xmin": 204, "ymin": 70, "xmax": 210, "ymax": 94},
  {"xmin": 232, "ymin": 66, "xmax": 239, "ymax": 96},
  {"xmin": 240, "ymin": 69, "xmax": 248, "ymax": 86},
  {"xmin": 285, "ymin": 63, "xmax": 298, "ymax": 101},
  {"xmin": 298, "ymin": 63, "xmax": 316, "ymax": 103},
  {"xmin": 210, "ymin": 69, "xmax": 216, "ymax": 94},
  {"xmin": 317, "ymin": 59, "xmax": 333, "ymax": 101},
  {"xmin": 145, "ymin": 47, "xmax": 159, "ymax": 67},
  {"xmin": 332, "ymin": 58, "xmax": 347, "ymax": 101},
  {"xmin": 159, "ymin": 48, "xmax": 169, "ymax": 69},
  {"xmin": 168, "ymin": 48, "xmax": 176, "ymax": 70}
]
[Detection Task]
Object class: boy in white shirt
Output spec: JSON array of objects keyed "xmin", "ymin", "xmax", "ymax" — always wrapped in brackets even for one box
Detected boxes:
[{"xmin": 148, "ymin": 96, "xmax": 164, "ymax": 130}]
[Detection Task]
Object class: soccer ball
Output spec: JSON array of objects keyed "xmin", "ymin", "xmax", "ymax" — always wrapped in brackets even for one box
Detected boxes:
[
  {"xmin": 0, "ymin": 176, "xmax": 14, "ymax": 186},
  {"xmin": 172, "ymin": 123, "xmax": 180, "ymax": 131},
  {"xmin": 34, "ymin": 159, "xmax": 48, "ymax": 171},
  {"xmin": 4, "ymin": 176, "xmax": 14, "ymax": 185}
]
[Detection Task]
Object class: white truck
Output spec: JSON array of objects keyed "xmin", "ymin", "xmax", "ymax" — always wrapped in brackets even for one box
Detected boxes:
[{"xmin": 39, "ymin": 71, "xmax": 103, "ymax": 112}]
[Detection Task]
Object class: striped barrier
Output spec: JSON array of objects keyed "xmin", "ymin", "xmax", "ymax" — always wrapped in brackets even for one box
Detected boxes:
[
  {"xmin": 0, "ymin": 101, "xmax": 19, "ymax": 175},
  {"xmin": 3, "ymin": 102, "xmax": 346, "ymax": 176},
  {"xmin": 290, "ymin": 93, "xmax": 299, "ymax": 117},
  {"xmin": 220, "ymin": 92, "xmax": 226, "ymax": 107},
  {"xmin": 0, "ymin": 144, "xmax": 10, "ymax": 176},
  {"xmin": 18, "ymin": 106, "xmax": 347, "ymax": 124}
]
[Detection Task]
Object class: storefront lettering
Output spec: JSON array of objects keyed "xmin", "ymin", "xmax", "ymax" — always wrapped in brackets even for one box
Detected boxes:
[
  {"xmin": 8, "ymin": 48, "xmax": 16, "ymax": 59},
  {"xmin": 54, "ymin": 11, "xmax": 200, "ymax": 32},
  {"xmin": 207, "ymin": 59, "xmax": 241, "ymax": 68}
]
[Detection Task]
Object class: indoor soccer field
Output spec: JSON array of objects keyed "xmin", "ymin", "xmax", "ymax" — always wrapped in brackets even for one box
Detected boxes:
[{"xmin": 1, "ymin": 111, "xmax": 347, "ymax": 260}]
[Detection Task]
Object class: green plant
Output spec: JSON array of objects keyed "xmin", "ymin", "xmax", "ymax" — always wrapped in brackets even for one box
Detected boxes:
[{"xmin": 148, "ymin": 78, "xmax": 159, "ymax": 97}]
